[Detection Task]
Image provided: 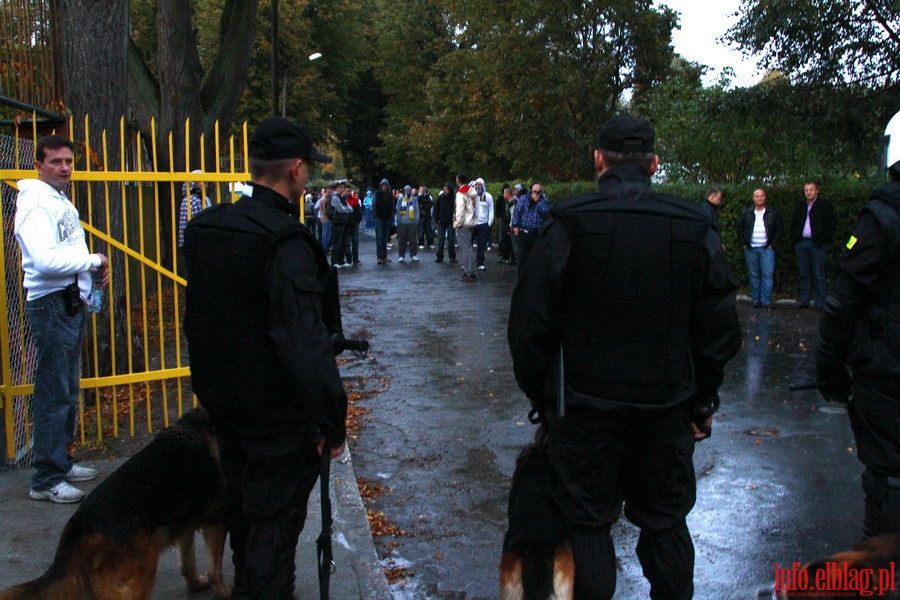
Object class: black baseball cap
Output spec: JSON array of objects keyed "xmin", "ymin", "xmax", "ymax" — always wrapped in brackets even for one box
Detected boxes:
[
  {"xmin": 249, "ymin": 117, "xmax": 333, "ymax": 163},
  {"xmin": 596, "ymin": 115, "xmax": 655, "ymax": 154}
]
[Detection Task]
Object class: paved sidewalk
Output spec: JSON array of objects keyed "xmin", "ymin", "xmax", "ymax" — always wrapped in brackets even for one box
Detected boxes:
[{"xmin": 0, "ymin": 442, "xmax": 390, "ymax": 599}]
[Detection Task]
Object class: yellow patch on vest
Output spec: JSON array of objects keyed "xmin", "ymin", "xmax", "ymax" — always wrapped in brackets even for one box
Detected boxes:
[{"xmin": 846, "ymin": 236, "xmax": 858, "ymax": 250}]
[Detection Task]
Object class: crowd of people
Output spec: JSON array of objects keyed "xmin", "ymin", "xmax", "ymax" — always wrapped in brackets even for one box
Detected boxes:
[
  {"xmin": 302, "ymin": 171, "xmax": 838, "ymax": 310},
  {"xmin": 301, "ymin": 175, "xmax": 553, "ymax": 280}
]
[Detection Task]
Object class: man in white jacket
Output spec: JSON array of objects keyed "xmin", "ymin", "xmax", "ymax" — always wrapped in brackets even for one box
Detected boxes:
[
  {"xmin": 472, "ymin": 177, "xmax": 494, "ymax": 271},
  {"xmin": 14, "ymin": 134, "xmax": 109, "ymax": 504},
  {"xmin": 453, "ymin": 173, "xmax": 478, "ymax": 282}
]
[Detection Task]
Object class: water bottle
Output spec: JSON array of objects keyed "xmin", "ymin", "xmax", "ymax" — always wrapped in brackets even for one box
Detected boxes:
[{"xmin": 86, "ymin": 270, "xmax": 104, "ymax": 313}]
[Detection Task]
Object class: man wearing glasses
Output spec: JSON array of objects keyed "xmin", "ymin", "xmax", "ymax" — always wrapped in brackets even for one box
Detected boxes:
[{"xmin": 510, "ymin": 182, "xmax": 551, "ymax": 273}]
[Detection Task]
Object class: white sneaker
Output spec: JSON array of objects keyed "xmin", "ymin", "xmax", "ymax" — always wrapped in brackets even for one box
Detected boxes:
[
  {"xmin": 478, "ymin": 265, "xmax": 486, "ymax": 271},
  {"xmin": 418, "ymin": 245, "xmax": 425, "ymax": 249},
  {"xmin": 412, "ymin": 256, "xmax": 420, "ymax": 262},
  {"xmin": 398, "ymin": 256, "xmax": 405, "ymax": 262},
  {"xmin": 30, "ymin": 480, "xmax": 85, "ymax": 504},
  {"xmin": 65, "ymin": 464, "xmax": 98, "ymax": 482}
]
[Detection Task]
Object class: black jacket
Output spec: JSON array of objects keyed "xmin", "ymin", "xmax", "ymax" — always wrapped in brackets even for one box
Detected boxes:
[
  {"xmin": 373, "ymin": 180, "xmax": 395, "ymax": 219},
  {"xmin": 698, "ymin": 199, "xmax": 721, "ymax": 233},
  {"xmin": 818, "ymin": 182, "xmax": 900, "ymax": 383},
  {"xmin": 790, "ymin": 197, "xmax": 836, "ymax": 246},
  {"xmin": 183, "ymin": 184, "xmax": 347, "ymax": 446},
  {"xmin": 508, "ymin": 165, "xmax": 741, "ymax": 417},
  {"xmin": 736, "ymin": 205, "xmax": 782, "ymax": 249},
  {"xmin": 435, "ymin": 189, "xmax": 456, "ymax": 224}
]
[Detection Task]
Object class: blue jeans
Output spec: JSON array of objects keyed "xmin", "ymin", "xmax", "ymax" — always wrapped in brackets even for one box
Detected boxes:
[
  {"xmin": 795, "ymin": 239, "xmax": 827, "ymax": 307},
  {"xmin": 744, "ymin": 246, "xmax": 775, "ymax": 305},
  {"xmin": 375, "ymin": 218, "xmax": 392, "ymax": 260},
  {"xmin": 321, "ymin": 220, "xmax": 332, "ymax": 253},
  {"xmin": 25, "ymin": 292, "xmax": 86, "ymax": 490}
]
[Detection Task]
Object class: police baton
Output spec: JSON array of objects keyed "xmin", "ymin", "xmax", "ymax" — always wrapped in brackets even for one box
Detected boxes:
[{"xmin": 316, "ymin": 447, "xmax": 335, "ymax": 600}]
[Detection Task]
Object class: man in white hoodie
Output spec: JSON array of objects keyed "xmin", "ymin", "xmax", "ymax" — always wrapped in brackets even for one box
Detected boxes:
[
  {"xmin": 472, "ymin": 178, "xmax": 494, "ymax": 271},
  {"xmin": 14, "ymin": 134, "xmax": 109, "ymax": 504}
]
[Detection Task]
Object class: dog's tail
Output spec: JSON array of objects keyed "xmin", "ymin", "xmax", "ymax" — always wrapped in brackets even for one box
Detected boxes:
[
  {"xmin": 0, "ymin": 523, "xmax": 84, "ymax": 600},
  {"xmin": 500, "ymin": 542, "xmax": 575, "ymax": 600}
]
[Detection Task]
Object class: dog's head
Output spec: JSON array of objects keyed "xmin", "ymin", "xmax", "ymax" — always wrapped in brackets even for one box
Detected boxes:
[{"xmin": 175, "ymin": 407, "xmax": 220, "ymax": 462}]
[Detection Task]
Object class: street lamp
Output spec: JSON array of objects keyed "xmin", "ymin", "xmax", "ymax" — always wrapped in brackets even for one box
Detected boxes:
[{"xmin": 281, "ymin": 52, "xmax": 324, "ymax": 118}]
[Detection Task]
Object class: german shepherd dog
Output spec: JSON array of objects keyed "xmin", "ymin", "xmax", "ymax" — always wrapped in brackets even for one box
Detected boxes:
[
  {"xmin": 499, "ymin": 442, "xmax": 574, "ymax": 600},
  {"xmin": 0, "ymin": 408, "xmax": 229, "ymax": 600},
  {"xmin": 773, "ymin": 532, "xmax": 900, "ymax": 599}
]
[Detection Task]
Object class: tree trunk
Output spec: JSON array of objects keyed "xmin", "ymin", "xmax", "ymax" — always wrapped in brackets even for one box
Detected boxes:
[
  {"xmin": 129, "ymin": 0, "xmax": 258, "ymax": 270},
  {"xmin": 56, "ymin": 0, "xmax": 129, "ymax": 374}
]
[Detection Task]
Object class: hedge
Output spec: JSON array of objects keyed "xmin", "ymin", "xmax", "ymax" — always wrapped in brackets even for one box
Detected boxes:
[{"xmin": 488, "ymin": 178, "xmax": 881, "ymax": 301}]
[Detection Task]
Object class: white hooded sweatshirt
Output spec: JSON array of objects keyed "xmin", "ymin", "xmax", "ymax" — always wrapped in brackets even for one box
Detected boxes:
[{"xmin": 14, "ymin": 179, "xmax": 101, "ymax": 301}]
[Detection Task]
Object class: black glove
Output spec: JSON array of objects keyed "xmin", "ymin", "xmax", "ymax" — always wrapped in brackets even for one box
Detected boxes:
[{"xmin": 817, "ymin": 365, "xmax": 852, "ymax": 404}]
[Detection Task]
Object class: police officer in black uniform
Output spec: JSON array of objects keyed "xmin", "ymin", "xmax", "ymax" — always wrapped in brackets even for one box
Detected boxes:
[
  {"xmin": 183, "ymin": 117, "xmax": 347, "ymax": 599},
  {"xmin": 506, "ymin": 116, "xmax": 742, "ymax": 599},
  {"xmin": 816, "ymin": 112, "xmax": 900, "ymax": 539}
]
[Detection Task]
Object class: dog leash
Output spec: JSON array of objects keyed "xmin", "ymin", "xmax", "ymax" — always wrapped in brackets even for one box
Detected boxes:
[{"xmin": 316, "ymin": 448, "xmax": 335, "ymax": 600}]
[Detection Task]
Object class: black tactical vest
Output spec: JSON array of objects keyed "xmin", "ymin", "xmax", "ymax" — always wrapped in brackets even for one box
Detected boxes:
[
  {"xmin": 554, "ymin": 182, "xmax": 711, "ymax": 408},
  {"xmin": 860, "ymin": 186, "xmax": 900, "ymax": 376},
  {"xmin": 182, "ymin": 195, "xmax": 326, "ymax": 415}
]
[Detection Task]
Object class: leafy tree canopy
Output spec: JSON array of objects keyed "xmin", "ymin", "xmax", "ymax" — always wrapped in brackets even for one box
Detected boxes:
[{"xmin": 725, "ymin": 0, "xmax": 900, "ymax": 89}]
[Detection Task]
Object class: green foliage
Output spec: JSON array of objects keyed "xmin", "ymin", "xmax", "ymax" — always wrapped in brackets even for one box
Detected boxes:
[
  {"xmin": 119, "ymin": 0, "xmax": 897, "ymax": 194},
  {"xmin": 644, "ymin": 65, "xmax": 896, "ymax": 184},
  {"xmin": 371, "ymin": 0, "xmax": 677, "ymax": 185},
  {"xmin": 725, "ymin": 0, "xmax": 900, "ymax": 88}
]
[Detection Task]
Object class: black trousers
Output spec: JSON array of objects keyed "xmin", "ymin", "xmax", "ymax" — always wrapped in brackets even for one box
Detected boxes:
[
  {"xmin": 515, "ymin": 230, "xmax": 539, "ymax": 274},
  {"xmin": 214, "ymin": 418, "xmax": 320, "ymax": 600},
  {"xmin": 330, "ymin": 222, "xmax": 350, "ymax": 266},
  {"xmin": 848, "ymin": 379, "xmax": 900, "ymax": 538},
  {"xmin": 546, "ymin": 403, "xmax": 697, "ymax": 599}
]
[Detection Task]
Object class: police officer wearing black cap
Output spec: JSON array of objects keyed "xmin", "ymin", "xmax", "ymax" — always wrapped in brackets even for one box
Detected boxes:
[
  {"xmin": 183, "ymin": 117, "xmax": 347, "ymax": 599},
  {"xmin": 505, "ymin": 115, "xmax": 742, "ymax": 599}
]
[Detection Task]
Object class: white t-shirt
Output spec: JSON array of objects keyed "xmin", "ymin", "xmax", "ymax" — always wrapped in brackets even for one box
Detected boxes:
[{"xmin": 750, "ymin": 208, "xmax": 769, "ymax": 248}]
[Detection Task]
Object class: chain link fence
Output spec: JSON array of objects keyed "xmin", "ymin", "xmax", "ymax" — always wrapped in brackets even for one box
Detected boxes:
[{"xmin": 1, "ymin": 133, "xmax": 36, "ymax": 466}]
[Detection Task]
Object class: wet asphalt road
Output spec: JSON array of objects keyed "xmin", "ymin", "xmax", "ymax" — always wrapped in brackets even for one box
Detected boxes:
[{"xmin": 339, "ymin": 233, "xmax": 864, "ymax": 599}]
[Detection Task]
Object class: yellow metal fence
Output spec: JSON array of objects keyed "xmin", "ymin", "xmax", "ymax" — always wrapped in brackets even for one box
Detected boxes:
[{"xmin": 0, "ymin": 116, "xmax": 250, "ymax": 465}]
